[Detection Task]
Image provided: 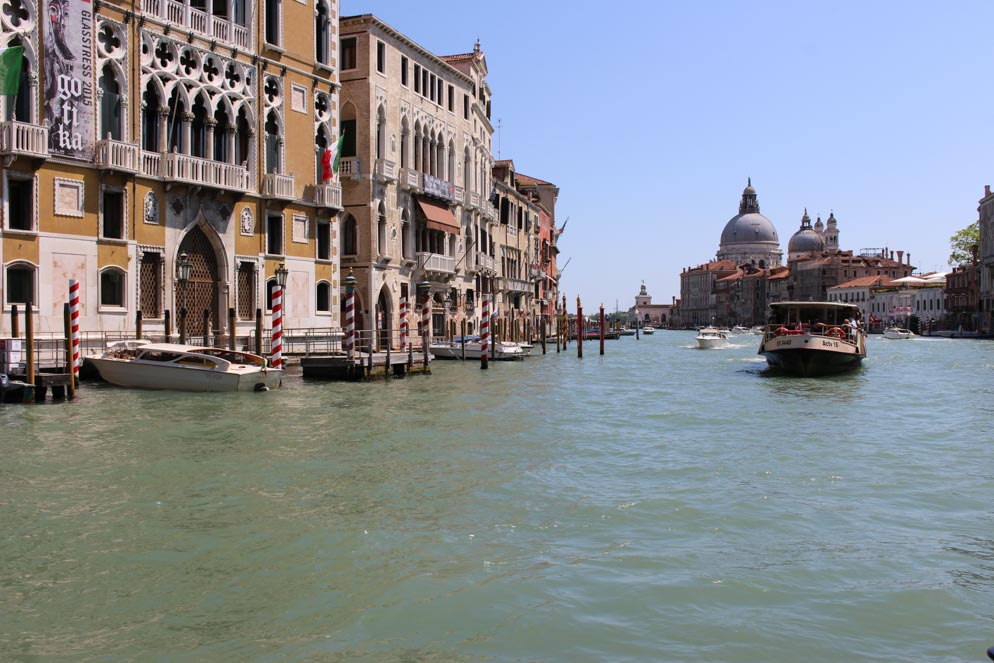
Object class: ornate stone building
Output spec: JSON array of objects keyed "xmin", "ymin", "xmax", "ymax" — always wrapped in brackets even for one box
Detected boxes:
[
  {"xmin": 716, "ymin": 179, "xmax": 782, "ymax": 268},
  {"xmin": 2, "ymin": 0, "xmax": 344, "ymax": 342}
]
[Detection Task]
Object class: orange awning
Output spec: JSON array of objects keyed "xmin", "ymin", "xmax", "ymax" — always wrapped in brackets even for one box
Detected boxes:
[{"xmin": 416, "ymin": 198, "xmax": 460, "ymax": 235}]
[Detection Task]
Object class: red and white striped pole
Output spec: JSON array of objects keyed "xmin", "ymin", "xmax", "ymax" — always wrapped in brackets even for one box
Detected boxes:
[
  {"xmin": 480, "ymin": 293, "xmax": 490, "ymax": 370},
  {"xmin": 69, "ymin": 279, "xmax": 80, "ymax": 379},
  {"xmin": 421, "ymin": 293, "xmax": 430, "ymax": 345},
  {"xmin": 399, "ymin": 295, "xmax": 407, "ymax": 353},
  {"xmin": 344, "ymin": 271, "xmax": 355, "ymax": 363},
  {"xmin": 271, "ymin": 285, "xmax": 283, "ymax": 369}
]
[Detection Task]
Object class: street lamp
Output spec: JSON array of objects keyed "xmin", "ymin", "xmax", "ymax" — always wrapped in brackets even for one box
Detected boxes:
[
  {"xmin": 177, "ymin": 251, "xmax": 192, "ymax": 343},
  {"xmin": 275, "ymin": 261, "xmax": 289, "ymax": 289}
]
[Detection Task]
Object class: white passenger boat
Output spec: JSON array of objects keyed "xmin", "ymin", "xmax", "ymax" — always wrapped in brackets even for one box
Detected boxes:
[
  {"xmin": 883, "ymin": 327, "xmax": 915, "ymax": 340},
  {"xmin": 87, "ymin": 341, "xmax": 284, "ymax": 392},
  {"xmin": 428, "ymin": 336, "xmax": 524, "ymax": 361},
  {"xmin": 642, "ymin": 326, "xmax": 655, "ymax": 335},
  {"xmin": 758, "ymin": 302, "xmax": 867, "ymax": 377},
  {"xmin": 695, "ymin": 326, "xmax": 728, "ymax": 349}
]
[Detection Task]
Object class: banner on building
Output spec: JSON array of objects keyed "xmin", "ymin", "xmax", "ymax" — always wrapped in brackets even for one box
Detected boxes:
[{"xmin": 43, "ymin": 0, "xmax": 94, "ymax": 160}]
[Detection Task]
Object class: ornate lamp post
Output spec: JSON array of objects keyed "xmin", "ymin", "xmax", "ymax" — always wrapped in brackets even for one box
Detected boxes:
[{"xmin": 177, "ymin": 251, "xmax": 192, "ymax": 344}]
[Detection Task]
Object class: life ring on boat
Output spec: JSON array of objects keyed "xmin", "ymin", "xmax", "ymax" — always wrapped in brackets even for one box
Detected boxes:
[
  {"xmin": 827, "ymin": 326, "xmax": 845, "ymax": 338},
  {"xmin": 774, "ymin": 327, "xmax": 787, "ymax": 337}
]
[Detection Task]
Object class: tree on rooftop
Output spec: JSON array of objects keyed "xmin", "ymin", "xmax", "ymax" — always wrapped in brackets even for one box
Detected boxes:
[{"xmin": 948, "ymin": 221, "xmax": 979, "ymax": 266}]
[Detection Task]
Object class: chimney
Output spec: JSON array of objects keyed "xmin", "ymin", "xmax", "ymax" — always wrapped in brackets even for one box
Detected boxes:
[
  {"xmin": 890, "ymin": 250, "xmax": 894, "ymax": 261},
  {"xmin": 906, "ymin": 252, "xmax": 911, "ymax": 266},
  {"xmin": 897, "ymin": 250, "xmax": 903, "ymax": 264},
  {"xmin": 987, "ymin": 185, "xmax": 991, "ymax": 197}
]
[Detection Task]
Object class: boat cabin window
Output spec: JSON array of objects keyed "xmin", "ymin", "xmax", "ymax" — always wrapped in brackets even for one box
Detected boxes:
[
  {"xmin": 176, "ymin": 356, "xmax": 219, "ymax": 368},
  {"xmin": 137, "ymin": 351, "xmax": 183, "ymax": 362}
]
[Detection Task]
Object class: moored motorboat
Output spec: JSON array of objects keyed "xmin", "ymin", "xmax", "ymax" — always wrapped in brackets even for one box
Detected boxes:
[
  {"xmin": 758, "ymin": 301, "xmax": 867, "ymax": 377},
  {"xmin": 642, "ymin": 326, "xmax": 655, "ymax": 335},
  {"xmin": 883, "ymin": 327, "xmax": 915, "ymax": 340},
  {"xmin": 695, "ymin": 326, "xmax": 728, "ymax": 349},
  {"xmin": 87, "ymin": 341, "xmax": 284, "ymax": 391},
  {"xmin": 428, "ymin": 336, "xmax": 523, "ymax": 361},
  {"xmin": 619, "ymin": 327, "xmax": 636, "ymax": 336}
]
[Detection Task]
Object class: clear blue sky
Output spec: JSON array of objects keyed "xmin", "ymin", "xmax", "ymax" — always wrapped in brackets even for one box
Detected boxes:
[{"xmin": 344, "ymin": 1, "xmax": 991, "ymax": 310}]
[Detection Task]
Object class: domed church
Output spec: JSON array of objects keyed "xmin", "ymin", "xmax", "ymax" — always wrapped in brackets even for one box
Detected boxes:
[
  {"xmin": 787, "ymin": 209, "xmax": 840, "ymax": 260},
  {"xmin": 716, "ymin": 179, "xmax": 783, "ymax": 268}
]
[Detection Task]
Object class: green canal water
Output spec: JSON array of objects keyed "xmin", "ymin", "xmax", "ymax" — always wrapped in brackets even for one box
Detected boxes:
[{"xmin": 2, "ymin": 332, "xmax": 994, "ymax": 662}]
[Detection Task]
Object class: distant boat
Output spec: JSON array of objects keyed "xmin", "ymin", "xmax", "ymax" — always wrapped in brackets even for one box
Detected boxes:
[
  {"xmin": 618, "ymin": 327, "xmax": 636, "ymax": 336},
  {"xmin": 695, "ymin": 326, "xmax": 728, "ymax": 349},
  {"xmin": 758, "ymin": 301, "xmax": 867, "ymax": 377},
  {"xmin": 642, "ymin": 326, "xmax": 655, "ymax": 335},
  {"xmin": 429, "ymin": 336, "xmax": 524, "ymax": 361},
  {"xmin": 883, "ymin": 327, "xmax": 915, "ymax": 340}
]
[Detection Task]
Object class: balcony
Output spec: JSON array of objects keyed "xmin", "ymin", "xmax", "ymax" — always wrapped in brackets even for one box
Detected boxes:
[
  {"xmin": 142, "ymin": 0, "xmax": 252, "ymax": 49},
  {"xmin": 465, "ymin": 190, "xmax": 480, "ymax": 210},
  {"xmin": 338, "ymin": 157, "xmax": 358, "ymax": 181},
  {"xmin": 499, "ymin": 277, "xmax": 533, "ymax": 294},
  {"xmin": 160, "ymin": 152, "xmax": 251, "ymax": 192},
  {"xmin": 313, "ymin": 183, "xmax": 342, "ymax": 210},
  {"xmin": 95, "ymin": 138, "xmax": 139, "ymax": 173},
  {"xmin": 399, "ymin": 167, "xmax": 422, "ymax": 192},
  {"xmin": 418, "ymin": 252, "xmax": 456, "ymax": 277},
  {"xmin": 373, "ymin": 158, "xmax": 396, "ymax": 183},
  {"xmin": 477, "ymin": 252, "xmax": 497, "ymax": 273},
  {"xmin": 0, "ymin": 121, "xmax": 49, "ymax": 163},
  {"xmin": 262, "ymin": 172, "xmax": 295, "ymax": 201}
]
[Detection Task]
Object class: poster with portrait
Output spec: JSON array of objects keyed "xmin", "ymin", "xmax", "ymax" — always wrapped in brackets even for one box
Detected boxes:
[{"xmin": 43, "ymin": 0, "xmax": 94, "ymax": 160}]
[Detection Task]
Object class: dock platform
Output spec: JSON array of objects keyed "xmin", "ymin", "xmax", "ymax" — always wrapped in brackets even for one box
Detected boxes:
[{"xmin": 301, "ymin": 350, "xmax": 431, "ymax": 380}]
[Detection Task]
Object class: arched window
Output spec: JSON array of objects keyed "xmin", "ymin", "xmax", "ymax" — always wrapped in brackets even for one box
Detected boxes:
[
  {"xmin": 316, "ymin": 281, "xmax": 331, "ymax": 312},
  {"xmin": 342, "ymin": 215, "xmax": 358, "ymax": 256},
  {"xmin": 99, "ymin": 64, "xmax": 122, "ymax": 141},
  {"xmin": 4, "ymin": 263, "xmax": 36, "ymax": 305},
  {"xmin": 142, "ymin": 84, "xmax": 161, "ymax": 151},
  {"xmin": 191, "ymin": 94, "xmax": 208, "ymax": 158},
  {"xmin": 401, "ymin": 210, "xmax": 411, "ymax": 260},
  {"xmin": 314, "ymin": 126, "xmax": 328, "ymax": 182},
  {"xmin": 375, "ymin": 105, "xmax": 386, "ymax": 160},
  {"xmin": 265, "ymin": 277, "xmax": 277, "ymax": 311},
  {"xmin": 3, "ymin": 38, "xmax": 30, "ymax": 122},
  {"xmin": 167, "ymin": 89, "xmax": 185, "ymax": 153},
  {"xmin": 447, "ymin": 139, "xmax": 455, "ymax": 182},
  {"xmin": 213, "ymin": 105, "xmax": 230, "ymax": 162},
  {"xmin": 100, "ymin": 268, "xmax": 126, "ymax": 307},
  {"xmin": 377, "ymin": 203, "xmax": 387, "ymax": 256},
  {"xmin": 315, "ymin": 1, "xmax": 330, "ymax": 65},
  {"xmin": 400, "ymin": 118, "xmax": 409, "ymax": 168},
  {"xmin": 265, "ymin": 110, "xmax": 280, "ymax": 173},
  {"xmin": 235, "ymin": 106, "xmax": 251, "ymax": 167}
]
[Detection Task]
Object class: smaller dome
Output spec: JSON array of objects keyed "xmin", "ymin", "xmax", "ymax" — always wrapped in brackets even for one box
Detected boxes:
[{"xmin": 788, "ymin": 209, "xmax": 824, "ymax": 254}]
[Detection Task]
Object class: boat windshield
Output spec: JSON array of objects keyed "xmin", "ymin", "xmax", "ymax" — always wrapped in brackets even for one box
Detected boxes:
[{"xmin": 196, "ymin": 348, "xmax": 266, "ymax": 367}]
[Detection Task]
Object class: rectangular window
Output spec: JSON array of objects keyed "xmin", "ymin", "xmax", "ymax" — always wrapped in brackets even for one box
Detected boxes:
[
  {"xmin": 340, "ymin": 37, "xmax": 357, "ymax": 70},
  {"xmin": 237, "ymin": 261, "xmax": 256, "ymax": 320},
  {"xmin": 267, "ymin": 214, "xmax": 283, "ymax": 255},
  {"xmin": 448, "ymin": 85, "xmax": 454, "ymax": 112},
  {"xmin": 317, "ymin": 221, "xmax": 331, "ymax": 260},
  {"xmin": 341, "ymin": 119, "xmax": 356, "ymax": 157},
  {"xmin": 401, "ymin": 56, "xmax": 408, "ymax": 86},
  {"xmin": 139, "ymin": 252, "xmax": 162, "ymax": 318},
  {"xmin": 422, "ymin": 69, "xmax": 428, "ymax": 98},
  {"xmin": 429, "ymin": 75, "xmax": 435, "ymax": 103},
  {"xmin": 414, "ymin": 64, "xmax": 421, "ymax": 93},
  {"xmin": 6, "ymin": 266, "xmax": 34, "ymax": 304},
  {"xmin": 7, "ymin": 177, "xmax": 33, "ymax": 231},
  {"xmin": 102, "ymin": 189, "xmax": 125, "ymax": 239},
  {"xmin": 264, "ymin": 0, "xmax": 280, "ymax": 46},
  {"xmin": 463, "ymin": 94, "xmax": 469, "ymax": 120},
  {"xmin": 376, "ymin": 40, "xmax": 385, "ymax": 74}
]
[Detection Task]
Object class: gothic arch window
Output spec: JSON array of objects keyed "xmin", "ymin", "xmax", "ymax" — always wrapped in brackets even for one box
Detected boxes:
[
  {"xmin": 313, "ymin": 90, "xmax": 333, "ymax": 182},
  {"xmin": 191, "ymin": 93, "xmax": 209, "ymax": 158},
  {"xmin": 265, "ymin": 110, "xmax": 281, "ymax": 173},
  {"xmin": 401, "ymin": 209, "xmax": 412, "ymax": 260},
  {"xmin": 315, "ymin": 1, "xmax": 330, "ymax": 66},
  {"xmin": 99, "ymin": 63, "xmax": 123, "ymax": 141},
  {"xmin": 413, "ymin": 121, "xmax": 422, "ymax": 171},
  {"xmin": 167, "ymin": 87, "xmax": 186, "ymax": 153},
  {"xmin": 141, "ymin": 82, "xmax": 161, "ymax": 151},
  {"xmin": 375, "ymin": 104, "xmax": 386, "ymax": 160},
  {"xmin": 342, "ymin": 214, "xmax": 358, "ymax": 256},
  {"xmin": 447, "ymin": 138, "xmax": 456, "ymax": 183},
  {"xmin": 377, "ymin": 202, "xmax": 387, "ymax": 256},
  {"xmin": 213, "ymin": 100, "xmax": 231, "ymax": 162},
  {"xmin": 463, "ymin": 146, "xmax": 471, "ymax": 191},
  {"xmin": 235, "ymin": 104, "xmax": 251, "ymax": 167},
  {"xmin": 1, "ymin": 0, "xmax": 40, "ymax": 124},
  {"xmin": 400, "ymin": 116, "xmax": 410, "ymax": 169}
]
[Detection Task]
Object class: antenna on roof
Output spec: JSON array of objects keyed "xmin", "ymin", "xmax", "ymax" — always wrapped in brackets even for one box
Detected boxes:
[{"xmin": 497, "ymin": 118, "xmax": 502, "ymax": 159}]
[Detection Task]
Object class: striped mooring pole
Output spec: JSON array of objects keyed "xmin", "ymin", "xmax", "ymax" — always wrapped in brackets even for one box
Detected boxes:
[
  {"xmin": 399, "ymin": 295, "xmax": 407, "ymax": 353},
  {"xmin": 69, "ymin": 279, "xmax": 80, "ymax": 380},
  {"xmin": 480, "ymin": 294, "xmax": 490, "ymax": 370},
  {"xmin": 271, "ymin": 285, "xmax": 283, "ymax": 369},
  {"xmin": 345, "ymin": 282, "xmax": 355, "ymax": 363}
]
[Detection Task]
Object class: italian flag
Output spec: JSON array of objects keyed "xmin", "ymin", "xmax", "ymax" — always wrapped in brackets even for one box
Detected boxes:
[
  {"xmin": 321, "ymin": 132, "xmax": 346, "ymax": 182},
  {"xmin": 0, "ymin": 45, "xmax": 23, "ymax": 96}
]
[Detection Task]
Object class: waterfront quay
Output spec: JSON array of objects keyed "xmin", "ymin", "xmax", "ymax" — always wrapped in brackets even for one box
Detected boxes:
[{"xmin": 3, "ymin": 333, "xmax": 994, "ymax": 660}]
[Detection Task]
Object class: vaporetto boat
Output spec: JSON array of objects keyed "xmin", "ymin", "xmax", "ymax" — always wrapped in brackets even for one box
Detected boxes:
[
  {"xmin": 758, "ymin": 301, "xmax": 867, "ymax": 377},
  {"xmin": 87, "ymin": 341, "xmax": 284, "ymax": 392}
]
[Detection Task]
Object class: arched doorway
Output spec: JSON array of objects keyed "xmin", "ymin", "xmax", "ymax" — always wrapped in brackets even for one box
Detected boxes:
[
  {"xmin": 177, "ymin": 225, "xmax": 221, "ymax": 341},
  {"xmin": 376, "ymin": 287, "xmax": 391, "ymax": 350}
]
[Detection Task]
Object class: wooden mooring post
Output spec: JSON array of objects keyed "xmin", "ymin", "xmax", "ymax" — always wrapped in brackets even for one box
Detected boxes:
[
  {"xmin": 600, "ymin": 304, "xmax": 605, "ymax": 356},
  {"xmin": 255, "ymin": 308, "xmax": 263, "ymax": 356},
  {"xmin": 577, "ymin": 296, "xmax": 583, "ymax": 359},
  {"xmin": 228, "ymin": 308, "xmax": 236, "ymax": 351},
  {"xmin": 10, "ymin": 304, "xmax": 19, "ymax": 338}
]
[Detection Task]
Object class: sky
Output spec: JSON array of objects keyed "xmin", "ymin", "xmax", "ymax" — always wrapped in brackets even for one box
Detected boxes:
[{"xmin": 343, "ymin": 0, "xmax": 993, "ymax": 311}]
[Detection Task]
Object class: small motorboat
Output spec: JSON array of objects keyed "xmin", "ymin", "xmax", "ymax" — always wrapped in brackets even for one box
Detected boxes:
[
  {"xmin": 86, "ymin": 341, "xmax": 284, "ymax": 392},
  {"xmin": 695, "ymin": 326, "xmax": 728, "ymax": 349},
  {"xmin": 618, "ymin": 327, "xmax": 636, "ymax": 336},
  {"xmin": 642, "ymin": 326, "xmax": 655, "ymax": 335},
  {"xmin": 883, "ymin": 327, "xmax": 915, "ymax": 340},
  {"xmin": 429, "ymin": 336, "xmax": 523, "ymax": 361}
]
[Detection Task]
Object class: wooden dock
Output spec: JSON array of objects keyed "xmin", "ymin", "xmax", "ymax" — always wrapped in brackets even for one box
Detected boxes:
[{"xmin": 301, "ymin": 350, "xmax": 431, "ymax": 381}]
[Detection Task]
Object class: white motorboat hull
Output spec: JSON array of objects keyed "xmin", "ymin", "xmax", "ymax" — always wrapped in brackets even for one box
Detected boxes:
[
  {"xmin": 89, "ymin": 356, "xmax": 284, "ymax": 391},
  {"xmin": 883, "ymin": 328, "xmax": 915, "ymax": 340},
  {"xmin": 696, "ymin": 336, "xmax": 727, "ymax": 349},
  {"xmin": 429, "ymin": 341, "xmax": 523, "ymax": 361}
]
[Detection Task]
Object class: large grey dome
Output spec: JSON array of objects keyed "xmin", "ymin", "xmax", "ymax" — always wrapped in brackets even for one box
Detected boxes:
[
  {"xmin": 787, "ymin": 209, "xmax": 825, "ymax": 255},
  {"xmin": 720, "ymin": 211, "xmax": 779, "ymax": 245},
  {"xmin": 716, "ymin": 180, "xmax": 783, "ymax": 268}
]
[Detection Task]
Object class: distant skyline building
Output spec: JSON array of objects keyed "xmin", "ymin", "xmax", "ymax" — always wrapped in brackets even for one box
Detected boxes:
[{"xmin": 715, "ymin": 179, "xmax": 783, "ymax": 268}]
